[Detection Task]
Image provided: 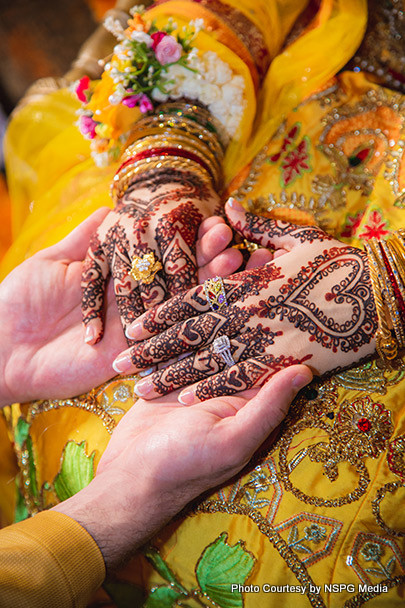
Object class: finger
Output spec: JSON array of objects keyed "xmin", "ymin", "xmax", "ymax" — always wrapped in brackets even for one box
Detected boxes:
[
  {"xmin": 197, "ymin": 215, "xmax": 225, "ymax": 239},
  {"xmin": 113, "ymin": 305, "xmax": 244, "ymax": 374},
  {"xmin": 245, "ymin": 248, "xmax": 273, "ymax": 270},
  {"xmin": 81, "ymin": 234, "xmax": 110, "ymax": 344},
  {"xmin": 112, "ymin": 266, "xmax": 144, "ymax": 334},
  {"xmin": 155, "ymin": 204, "xmax": 201, "ymax": 299},
  {"xmin": 133, "ymin": 326, "xmax": 281, "ymax": 399},
  {"xmin": 177, "ymin": 353, "xmax": 313, "ymax": 405},
  {"xmin": 126, "ymin": 282, "xmax": 208, "ymax": 341},
  {"xmin": 46, "ymin": 207, "xmax": 111, "ymax": 261},
  {"xmin": 198, "ymin": 248, "xmax": 243, "ymax": 283},
  {"xmin": 196, "ymin": 222, "xmax": 233, "ymax": 267},
  {"xmin": 225, "ymin": 198, "xmax": 327, "ymax": 250}
]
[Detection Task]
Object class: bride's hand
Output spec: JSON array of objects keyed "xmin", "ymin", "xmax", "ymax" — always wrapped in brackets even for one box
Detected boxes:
[
  {"xmin": 112, "ymin": 199, "xmax": 378, "ymax": 403},
  {"xmin": 81, "ymin": 171, "xmax": 220, "ymax": 345}
]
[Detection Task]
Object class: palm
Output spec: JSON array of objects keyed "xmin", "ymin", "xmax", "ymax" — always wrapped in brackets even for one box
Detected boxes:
[{"xmin": 0, "ymin": 209, "xmax": 126, "ymax": 405}]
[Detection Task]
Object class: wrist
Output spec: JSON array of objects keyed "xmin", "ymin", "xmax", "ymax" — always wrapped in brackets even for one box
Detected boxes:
[{"xmin": 52, "ymin": 470, "xmax": 188, "ymax": 571}]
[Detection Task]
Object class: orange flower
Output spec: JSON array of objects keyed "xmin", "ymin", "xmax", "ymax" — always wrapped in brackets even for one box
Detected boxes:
[{"xmin": 126, "ymin": 13, "xmax": 147, "ymax": 33}]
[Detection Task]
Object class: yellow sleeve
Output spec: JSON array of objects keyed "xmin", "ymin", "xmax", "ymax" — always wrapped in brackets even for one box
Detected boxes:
[{"xmin": 0, "ymin": 510, "xmax": 105, "ymax": 607}]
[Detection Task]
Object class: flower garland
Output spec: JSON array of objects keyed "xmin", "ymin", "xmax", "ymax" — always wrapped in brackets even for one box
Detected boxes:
[{"xmin": 74, "ymin": 5, "xmax": 246, "ymax": 166}]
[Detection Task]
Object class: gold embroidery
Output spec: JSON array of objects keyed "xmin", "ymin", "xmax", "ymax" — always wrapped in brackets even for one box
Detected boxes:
[
  {"xmin": 334, "ymin": 359, "xmax": 405, "ymax": 394},
  {"xmin": 372, "ymin": 481, "xmax": 405, "ymax": 538},
  {"xmin": 194, "ymin": 501, "xmax": 327, "ymax": 608}
]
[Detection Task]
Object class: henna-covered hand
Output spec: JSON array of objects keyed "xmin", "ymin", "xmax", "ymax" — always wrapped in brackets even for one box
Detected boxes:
[
  {"xmin": 81, "ymin": 169, "xmax": 221, "ymax": 344},
  {"xmin": 112, "ymin": 198, "xmax": 378, "ymax": 403}
]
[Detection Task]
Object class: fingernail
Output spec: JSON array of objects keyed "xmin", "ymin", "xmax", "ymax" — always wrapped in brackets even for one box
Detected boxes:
[
  {"xmin": 178, "ymin": 389, "xmax": 197, "ymax": 406},
  {"xmin": 292, "ymin": 373, "xmax": 312, "ymax": 391},
  {"xmin": 112, "ymin": 354, "xmax": 132, "ymax": 374},
  {"xmin": 227, "ymin": 197, "xmax": 245, "ymax": 212},
  {"xmin": 139, "ymin": 366, "xmax": 155, "ymax": 377},
  {"xmin": 125, "ymin": 321, "xmax": 142, "ymax": 340},
  {"xmin": 134, "ymin": 379, "xmax": 153, "ymax": 397},
  {"xmin": 84, "ymin": 325, "xmax": 96, "ymax": 344}
]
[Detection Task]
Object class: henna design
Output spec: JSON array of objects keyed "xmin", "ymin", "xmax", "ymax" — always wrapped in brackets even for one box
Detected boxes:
[
  {"xmin": 223, "ymin": 264, "xmax": 284, "ymax": 304},
  {"xmin": 264, "ymin": 247, "xmax": 377, "ymax": 352},
  {"xmin": 81, "ymin": 233, "xmax": 108, "ymax": 329},
  {"xmin": 129, "ymin": 306, "xmax": 250, "ymax": 368},
  {"xmin": 194, "ymin": 353, "xmax": 313, "ymax": 401},
  {"xmin": 233, "ymin": 212, "xmax": 333, "ymax": 247},
  {"xmin": 156, "ymin": 201, "xmax": 203, "ymax": 296},
  {"xmin": 149, "ymin": 325, "xmax": 283, "ymax": 395}
]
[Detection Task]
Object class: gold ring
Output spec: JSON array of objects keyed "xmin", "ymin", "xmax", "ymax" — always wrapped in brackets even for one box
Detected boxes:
[{"xmin": 130, "ymin": 252, "xmax": 162, "ymax": 285}]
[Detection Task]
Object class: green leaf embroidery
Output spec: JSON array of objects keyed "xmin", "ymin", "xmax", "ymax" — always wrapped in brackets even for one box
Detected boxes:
[
  {"xmin": 53, "ymin": 441, "xmax": 95, "ymax": 501},
  {"xmin": 14, "ymin": 484, "xmax": 29, "ymax": 523},
  {"xmin": 103, "ymin": 580, "xmax": 145, "ymax": 607},
  {"xmin": 196, "ymin": 533, "xmax": 255, "ymax": 608},
  {"xmin": 14, "ymin": 418, "xmax": 30, "ymax": 448},
  {"xmin": 144, "ymin": 586, "xmax": 184, "ymax": 608},
  {"xmin": 144, "ymin": 546, "xmax": 184, "ymax": 589}
]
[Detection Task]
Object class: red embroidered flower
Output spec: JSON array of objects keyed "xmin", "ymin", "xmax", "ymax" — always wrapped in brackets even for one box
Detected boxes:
[
  {"xmin": 340, "ymin": 210, "xmax": 365, "ymax": 239},
  {"xmin": 358, "ymin": 210, "xmax": 390, "ymax": 241},
  {"xmin": 269, "ymin": 124, "xmax": 300, "ymax": 163},
  {"xmin": 281, "ymin": 138, "xmax": 311, "ymax": 187}
]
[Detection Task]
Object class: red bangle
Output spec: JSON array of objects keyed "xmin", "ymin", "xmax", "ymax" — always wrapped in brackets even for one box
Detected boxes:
[{"xmin": 115, "ymin": 147, "xmax": 213, "ymax": 180}]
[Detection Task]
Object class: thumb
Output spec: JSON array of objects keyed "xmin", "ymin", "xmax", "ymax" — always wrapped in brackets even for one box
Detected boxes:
[
  {"xmin": 227, "ymin": 365, "xmax": 313, "ymax": 458},
  {"xmin": 45, "ymin": 207, "xmax": 111, "ymax": 261},
  {"xmin": 225, "ymin": 198, "xmax": 321, "ymax": 250}
]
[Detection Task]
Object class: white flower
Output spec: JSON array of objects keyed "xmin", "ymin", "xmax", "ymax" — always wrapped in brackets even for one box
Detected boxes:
[
  {"xmin": 108, "ymin": 84, "xmax": 126, "ymax": 105},
  {"xmin": 151, "ymin": 87, "xmax": 169, "ymax": 102},
  {"xmin": 189, "ymin": 18, "xmax": 205, "ymax": 33},
  {"xmin": 103, "ymin": 16, "xmax": 125, "ymax": 41},
  {"xmin": 130, "ymin": 30, "xmax": 153, "ymax": 47},
  {"xmin": 129, "ymin": 5, "xmax": 145, "ymax": 15}
]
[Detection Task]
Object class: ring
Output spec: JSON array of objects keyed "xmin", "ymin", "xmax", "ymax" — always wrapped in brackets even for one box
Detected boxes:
[
  {"xmin": 130, "ymin": 252, "xmax": 162, "ymax": 284},
  {"xmin": 203, "ymin": 276, "xmax": 228, "ymax": 312},
  {"xmin": 212, "ymin": 335, "xmax": 235, "ymax": 367}
]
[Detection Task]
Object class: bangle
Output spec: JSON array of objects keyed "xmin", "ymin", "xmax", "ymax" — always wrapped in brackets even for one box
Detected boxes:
[
  {"xmin": 110, "ymin": 157, "xmax": 212, "ymax": 202},
  {"xmin": 365, "ymin": 239, "xmax": 398, "ymax": 364}
]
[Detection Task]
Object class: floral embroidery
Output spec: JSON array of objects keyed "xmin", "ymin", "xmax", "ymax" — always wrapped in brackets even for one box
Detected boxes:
[
  {"xmin": 387, "ymin": 435, "xmax": 405, "ymax": 480},
  {"xmin": 142, "ymin": 533, "xmax": 256, "ymax": 608},
  {"xmin": 275, "ymin": 513, "xmax": 343, "ymax": 567},
  {"xmin": 280, "ymin": 137, "xmax": 312, "ymax": 187},
  {"xmin": 350, "ymin": 533, "xmax": 405, "ymax": 585},
  {"xmin": 340, "ymin": 210, "xmax": 366, "ymax": 239},
  {"xmin": 358, "ymin": 209, "xmax": 390, "ymax": 240},
  {"xmin": 268, "ymin": 123, "xmax": 300, "ymax": 163}
]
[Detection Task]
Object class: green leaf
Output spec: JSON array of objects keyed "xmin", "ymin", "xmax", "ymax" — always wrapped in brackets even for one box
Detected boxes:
[
  {"xmin": 53, "ymin": 441, "xmax": 95, "ymax": 501},
  {"xmin": 144, "ymin": 586, "xmax": 184, "ymax": 608},
  {"xmin": 144, "ymin": 546, "xmax": 183, "ymax": 589},
  {"xmin": 14, "ymin": 484, "xmax": 29, "ymax": 523},
  {"xmin": 196, "ymin": 533, "xmax": 255, "ymax": 608},
  {"xmin": 14, "ymin": 418, "xmax": 30, "ymax": 448},
  {"xmin": 25, "ymin": 436, "xmax": 38, "ymax": 497},
  {"xmin": 103, "ymin": 580, "xmax": 145, "ymax": 608}
]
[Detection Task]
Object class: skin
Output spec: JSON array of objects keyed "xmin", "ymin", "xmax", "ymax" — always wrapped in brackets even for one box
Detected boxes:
[
  {"xmin": 0, "ymin": 209, "xmax": 241, "ymax": 405},
  {"xmin": 114, "ymin": 199, "xmax": 377, "ymax": 404},
  {"xmin": 81, "ymin": 169, "xmax": 222, "ymax": 344}
]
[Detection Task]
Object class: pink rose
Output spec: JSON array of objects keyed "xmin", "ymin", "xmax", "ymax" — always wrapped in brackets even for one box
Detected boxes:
[
  {"xmin": 79, "ymin": 114, "xmax": 97, "ymax": 139},
  {"xmin": 122, "ymin": 93, "xmax": 141, "ymax": 108},
  {"xmin": 151, "ymin": 31, "xmax": 167, "ymax": 50},
  {"xmin": 155, "ymin": 35, "xmax": 182, "ymax": 65},
  {"xmin": 139, "ymin": 94, "xmax": 153, "ymax": 113}
]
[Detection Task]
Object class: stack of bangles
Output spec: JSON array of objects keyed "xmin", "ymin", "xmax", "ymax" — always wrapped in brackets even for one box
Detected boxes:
[
  {"xmin": 110, "ymin": 101, "xmax": 225, "ymax": 202},
  {"xmin": 365, "ymin": 229, "xmax": 405, "ymax": 365}
]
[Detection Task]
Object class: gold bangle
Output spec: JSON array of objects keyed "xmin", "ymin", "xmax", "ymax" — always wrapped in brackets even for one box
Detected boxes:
[
  {"xmin": 365, "ymin": 240, "xmax": 398, "ymax": 363},
  {"xmin": 368, "ymin": 238, "xmax": 404, "ymax": 348},
  {"xmin": 111, "ymin": 157, "xmax": 212, "ymax": 202}
]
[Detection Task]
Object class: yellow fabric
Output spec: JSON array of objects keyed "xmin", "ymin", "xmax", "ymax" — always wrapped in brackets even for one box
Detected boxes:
[
  {"xmin": 0, "ymin": 511, "xmax": 105, "ymax": 607},
  {"xmin": 2, "ymin": 1, "xmax": 405, "ymax": 606}
]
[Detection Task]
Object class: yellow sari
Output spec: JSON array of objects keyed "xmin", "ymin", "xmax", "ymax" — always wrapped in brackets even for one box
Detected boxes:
[{"xmin": 2, "ymin": 1, "xmax": 405, "ymax": 605}]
